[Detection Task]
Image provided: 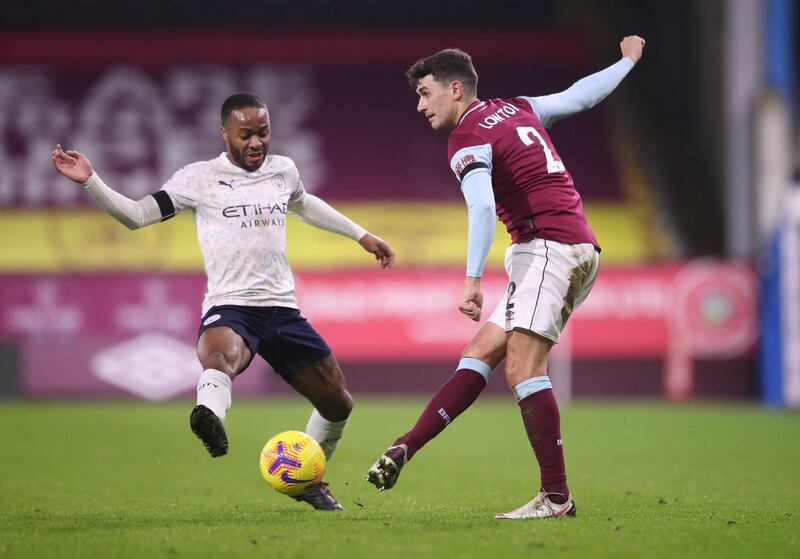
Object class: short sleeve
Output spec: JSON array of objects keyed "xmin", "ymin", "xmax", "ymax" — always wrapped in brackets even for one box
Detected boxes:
[
  {"xmin": 160, "ymin": 166, "xmax": 199, "ymax": 214},
  {"xmin": 276, "ymin": 158, "xmax": 302, "ymax": 202},
  {"xmin": 289, "ymin": 179, "xmax": 306, "ymax": 202},
  {"xmin": 448, "ymin": 142, "xmax": 493, "ymax": 183}
]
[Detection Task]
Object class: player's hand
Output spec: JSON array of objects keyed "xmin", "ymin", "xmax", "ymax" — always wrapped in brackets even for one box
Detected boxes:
[
  {"xmin": 459, "ymin": 277, "xmax": 483, "ymax": 322},
  {"xmin": 52, "ymin": 144, "xmax": 94, "ymax": 183},
  {"xmin": 359, "ymin": 233, "xmax": 395, "ymax": 269},
  {"xmin": 620, "ymin": 35, "xmax": 646, "ymax": 64}
]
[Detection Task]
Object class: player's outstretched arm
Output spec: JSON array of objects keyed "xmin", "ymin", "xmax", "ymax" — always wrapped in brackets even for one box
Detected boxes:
[
  {"xmin": 358, "ymin": 233, "xmax": 395, "ymax": 269},
  {"xmin": 523, "ymin": 35, "xmax": 646, "ymax": 128},
  {"xmin": 289, "ymin": 192, "xmax": 395, "ymax": 268},
  {"xmin": 619, "ymin": 35, "xmax": 647, "ymax": 64},
  {"xmin": 620, "ymin": 35, "xmax": 645, "ymax": 64},
  {"xmin": 51, "ymin": 144, "xmax": 165, "ymax": 230},
  {"xmin": 52, "ymin": 143, "xmax": 94, "ymax": 183}
]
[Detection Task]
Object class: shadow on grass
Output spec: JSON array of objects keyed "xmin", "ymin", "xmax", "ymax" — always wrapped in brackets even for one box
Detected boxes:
[
  {"xmin": 2, "ymin": 506, "xmax": 328, "ymax": 534},
  {"xmin": 2, "ymin": 502, "xmax": 495, "ymax": 535}
]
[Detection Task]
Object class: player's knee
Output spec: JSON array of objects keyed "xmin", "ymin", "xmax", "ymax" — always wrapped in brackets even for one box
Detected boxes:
[
  {"xmin": 504, "ymin": 356, "xmax": 548, "ymax": 389},
  {"xmin": 503, "ymin": 353, "xmax": 524, "ymax": 384},
  {"xmin": 200, "ymin": 351, "xmax": 239, "ymax": 379},
  {"xmin": 504, "ymin": 367, "xmax": 526, "ymax": 390},
  {"xmin": 461, "ymin": 341, "xmax": 487, "ymax": 363},
  {"xmin": 336, "ymin": 390, "xmax": 354, "ymax": 420},
  {"xmin": 461, "ymin": 336, "xmax": 506, "ymax": 368},
  {"xmin": 461, "ymin": 342, "xmax": 476, "ymax": 359},
  {"xmin": 321, "ymin": 390, "xmax": 352, "ymax": 422}
]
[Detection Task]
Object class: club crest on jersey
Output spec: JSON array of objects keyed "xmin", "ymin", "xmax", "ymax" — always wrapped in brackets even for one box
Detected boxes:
[
  {"xmin": 271, "ymin": 174, "xmax": 287, "ymax": 192},
  {"xmin": 455, "ymin": 154, "xmax": 476, "ymax": 177}
]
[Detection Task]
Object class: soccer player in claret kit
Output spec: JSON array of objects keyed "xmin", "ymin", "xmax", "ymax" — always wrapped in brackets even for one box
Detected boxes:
[
  {"xmin": 367, "ymin": 37, "xmax": 645, "ymax": 518},
  {"xmin": 52, "ymin": 93, "xmax": 395, "ymax": 511}
]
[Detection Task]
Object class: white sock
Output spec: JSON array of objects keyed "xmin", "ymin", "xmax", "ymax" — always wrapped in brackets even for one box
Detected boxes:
[
  {"xmin": 196, "ymin": 369, "xmax": 232, "ymax": 422},
  {"xmin": 306, "ymin": 408, "xmax": 349, "ymax": 461}
]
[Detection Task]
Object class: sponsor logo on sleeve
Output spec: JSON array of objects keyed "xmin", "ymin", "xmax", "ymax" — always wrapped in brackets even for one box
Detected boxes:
[{"xmin": 455, "ymin": 154, "xmax": 476, "ymax": 177}]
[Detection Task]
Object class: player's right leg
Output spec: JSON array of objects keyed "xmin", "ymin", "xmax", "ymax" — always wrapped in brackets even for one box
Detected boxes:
[
  {"xmin": 192, "ymin": 325, "xmax": 253, "ymax": 457},
  {"xmin": 367, "ymin": 321, "xmax": 507, "ymax": 491}
]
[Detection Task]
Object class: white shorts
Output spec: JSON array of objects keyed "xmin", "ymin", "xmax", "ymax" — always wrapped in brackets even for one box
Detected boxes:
[{"xmin": 487, "ymin": 238, "xmax": 600, "ymax": 343}]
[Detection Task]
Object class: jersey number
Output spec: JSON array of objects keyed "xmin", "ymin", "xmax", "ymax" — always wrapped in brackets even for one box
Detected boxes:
[{"xmin": 516, "ymin": 126, "xmax": 565, "ymax": 173}]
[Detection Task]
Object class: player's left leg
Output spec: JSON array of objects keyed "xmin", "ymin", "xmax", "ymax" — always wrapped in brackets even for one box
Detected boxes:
[
  {"xmin": 288, "ymin": 354, "xmax": 352, "ymax": 511},
  {"xmin": 257, "ymin": 308, "xmax": 351, "ymax": 510},
  {"xmin": 290, "ymin": 354, "xmax": 353, "ymax": 462},
  {"xmin": 494, "ymin": 328, "xmax": 577, "ymax": 519},
  {"xmin": 257, "ymin": 307, "xmax": 351, "ymax": 467},
  {"xmin": 494, "ymin": 240, "xmax": 599, "ymax": 519}
]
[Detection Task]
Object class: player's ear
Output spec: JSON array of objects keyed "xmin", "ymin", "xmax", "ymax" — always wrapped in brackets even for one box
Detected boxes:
[
  {"xmin": 451, "ymin": 81, "xmax": 464, "ymax": 101},
  {"xmin": 220, "ymin": 125, "xmax": 228, "ymax": 142}
]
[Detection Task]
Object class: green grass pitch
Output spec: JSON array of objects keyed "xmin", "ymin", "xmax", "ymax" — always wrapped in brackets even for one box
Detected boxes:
[{"xmin": 1, "ymin": 398, "xmax": 798, "ymax": 558}]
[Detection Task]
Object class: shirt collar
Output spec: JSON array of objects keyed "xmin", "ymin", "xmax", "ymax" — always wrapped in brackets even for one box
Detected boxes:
[{"xmin": 456, "ymin": 99, "xmax": 486, "ymax": 128}]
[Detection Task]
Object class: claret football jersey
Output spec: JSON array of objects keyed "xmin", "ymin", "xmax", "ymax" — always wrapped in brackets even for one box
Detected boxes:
[
  {"xmin": 158, "ymin": 153, "xmax": 304, "ymax": 315},
  {"xmin": 448, "ymin": 98, "xmax": 599, "ymax": 249}
]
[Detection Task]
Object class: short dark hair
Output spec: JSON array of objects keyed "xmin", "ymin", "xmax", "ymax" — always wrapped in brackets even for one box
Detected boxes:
[
  {"xmin": 220, "ymin": 93, "xmax": 267, "ymax": 123},
  {"xmin": 405, "ymin": 49, "xmax": 478, "ymax": 94}
]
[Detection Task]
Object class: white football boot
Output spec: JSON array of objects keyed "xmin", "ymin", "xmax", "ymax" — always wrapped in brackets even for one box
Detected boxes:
[{"xmin": 494, "ymin": 490, "xmax": 576, "ymax": 519}]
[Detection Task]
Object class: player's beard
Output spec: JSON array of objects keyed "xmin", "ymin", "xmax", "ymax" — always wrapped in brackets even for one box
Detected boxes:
[{"xmin": 231, "ymin": 145, "xmax": 266, "ymax": 172}]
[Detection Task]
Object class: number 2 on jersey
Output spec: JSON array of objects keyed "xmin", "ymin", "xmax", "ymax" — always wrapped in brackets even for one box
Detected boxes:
[{"xmin": 516, "ymin": 126, "xmax": 565, "ymax": 173}]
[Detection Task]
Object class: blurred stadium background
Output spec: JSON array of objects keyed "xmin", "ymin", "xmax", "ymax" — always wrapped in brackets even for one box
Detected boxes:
[{"xmin": 0, "ymin": 0, "xmax": 796, "ymax": 407}]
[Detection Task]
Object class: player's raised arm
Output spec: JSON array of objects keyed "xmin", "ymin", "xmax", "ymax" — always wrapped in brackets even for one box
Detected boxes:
[
  {"xmin": 288, "ymin": 191, "xmax": 395, "ymax": 269},
  {"xmin": 52, "ymin": 144, "xmax": 94, "ymax": 183},
  {"xmin": 619, "ymin": 34, "xmax": 646, "ymax": 63},
  {"xmin": 52, "ymin": 144, "xmax": 167, "ymax": 230},
  {"xmin": 522, "ymin": 35, "xmax": 646, "ymax": 128}
]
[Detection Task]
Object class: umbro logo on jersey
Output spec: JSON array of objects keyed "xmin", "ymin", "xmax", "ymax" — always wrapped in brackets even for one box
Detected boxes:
[{"xmin": 218, "ymin": 180, "xmax": 235, "ymax": 190}]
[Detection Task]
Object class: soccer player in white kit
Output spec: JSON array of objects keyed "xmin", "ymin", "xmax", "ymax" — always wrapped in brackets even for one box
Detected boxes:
[
  {"xmin": 368, "ymin": 37, "xmax": 645, "ymax": 519},
  {"xmin": 52, "ymin": 93, "xmax": 395, "ymax": 511}
]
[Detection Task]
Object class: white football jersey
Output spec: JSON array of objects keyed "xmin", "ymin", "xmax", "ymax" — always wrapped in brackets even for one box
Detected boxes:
[{"xmin": 160, "ymin": 153, "xmax": 304, "ymax": 315}]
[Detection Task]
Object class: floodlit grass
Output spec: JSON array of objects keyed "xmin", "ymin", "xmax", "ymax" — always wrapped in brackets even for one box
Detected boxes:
[{"xmin": 0, "ymin": 399, "xmax": 798, "ymax": 558}]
